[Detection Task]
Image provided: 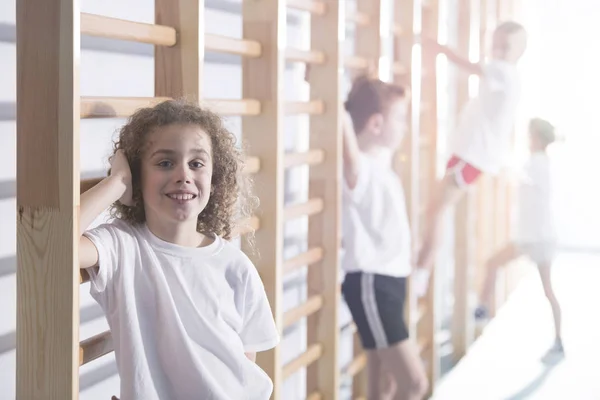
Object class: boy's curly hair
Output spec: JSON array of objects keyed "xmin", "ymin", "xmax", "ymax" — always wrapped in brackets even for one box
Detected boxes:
[{"xmin": 108, "ymin": 99, "xmax": 258, "ymax": 242}]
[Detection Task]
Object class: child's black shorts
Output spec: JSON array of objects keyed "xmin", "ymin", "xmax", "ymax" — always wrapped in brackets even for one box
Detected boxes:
[{"xmin": 341, "ymin": 271, "xmax": 409, "ymax": 350}]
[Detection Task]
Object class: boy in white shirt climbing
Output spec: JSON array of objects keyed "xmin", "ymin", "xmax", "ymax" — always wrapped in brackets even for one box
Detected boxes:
[{"xmin": 414, "ymin": 21, "xmax": 528, "ymax": 295}]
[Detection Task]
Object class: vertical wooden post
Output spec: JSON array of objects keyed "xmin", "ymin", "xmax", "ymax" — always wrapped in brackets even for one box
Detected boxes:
[
  {"xmin": 451, "ymin": 0, "xmax": 474, "ymax": 361},
  {"xmin": 242, "ymin": 2, "xmax": 285, "ymax": 399},
  {"xmin": 155, "ymin": 0, "xmax": 204, "ymax": 100},
  {"xmin": 419, "ymin": 0, "xmax": 440, "ymax": 394},
  {"xmin": 15, "ymin": 0, "xmax": 80, "ymax": 398},
  {"xmin": 307, "ymin": 4, "xmax": 343, "ymax": 399},
  {"xmin": 393, "ymin": 0, "xmax": 418, "ymax": 339},
  {"xmin": 356, "ymin": 0, "xmax": 382, "ymax": 75}
]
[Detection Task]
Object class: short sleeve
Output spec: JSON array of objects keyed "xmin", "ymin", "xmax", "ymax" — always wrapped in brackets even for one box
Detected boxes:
[
  {"xmin": 83, "ymin": 220, "xmax": 127, "ymax": 306},
  {"xmin": 343, "ymin": 153, "xmax": 372, "ymax": 204},
  {"xmin": 240, "ymin": 265, "xmax": 280, "ymax": 353}
]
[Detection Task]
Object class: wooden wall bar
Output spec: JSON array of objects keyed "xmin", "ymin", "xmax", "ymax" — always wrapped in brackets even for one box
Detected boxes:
[
  {"xmin": 306, "ymin": 1, "xmax": 343, "ymax": 398},
  {"xmin": 241, "ymin": 1, "xmax": 285, "ymax": 399},
  {"xmin": 452, "ymin": 0, "xmax": 476, "ymax": 361},
  {"xmin": 13, "ymin": 0, "xmax": 522, "ymax": 398},
  {"xmin": 15, "ymin": 0, "xmax": 80, "ymax": 398}
]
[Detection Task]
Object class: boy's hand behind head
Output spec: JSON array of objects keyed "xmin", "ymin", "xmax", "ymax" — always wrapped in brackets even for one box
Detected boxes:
[{"xmin": 109, "ymin": 149, "xmax": 134, "ymax": 206}]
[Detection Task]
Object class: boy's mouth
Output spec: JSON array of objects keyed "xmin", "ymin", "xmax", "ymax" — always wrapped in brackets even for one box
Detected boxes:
[{"xmin": 166, "ymin": 192, "xmax": 198, "ymax": 201}]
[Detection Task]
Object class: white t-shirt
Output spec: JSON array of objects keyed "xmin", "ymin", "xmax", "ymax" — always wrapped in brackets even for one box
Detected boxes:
[
  {"xmin": 512, "ymin": 152, "xmax": 557, "ymax": 244},
  {"xmin": 341, "ymin": 152, "xmax": 412, "ymax": 278},
  {"xmin": 450, "ymin": 60, "xmax": 521, "ymax": 174},
  {"xmin": 84, "ymin": 219, "xmax": 280, "ymax": 400}
]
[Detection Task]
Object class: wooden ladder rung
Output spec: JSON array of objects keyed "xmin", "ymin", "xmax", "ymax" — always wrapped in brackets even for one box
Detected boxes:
[
  {"xmin": 284, "ymin": 149, "xmax": 325, "ymax": 169},
  {"xmin": 344, "ymin": 55, "xmax": 370, "ymax": 70},
  {"xmin": 285, "ymin": 100, "xmax": 325, "ymax": 115},
  {"xmin": 79, "ymin": 331, "xmax": 113, "ymax": 366},
  {"xmin": 80, "ymin": 97, "xmax": 261, "ymax": 118},
  {"xmin": 80, "ymin": 13, "xmax": 176, "ymax": 46},
  {"xmin": 393, "ymin": 62, "xmax": 408, "ymax": 76},
  {"xmin": 286, "ymin": 0, "xmax": 326, "ymax": 15},
  {"xmin": 392, "ymin": 24, "xmax": 403, "ymax": 36},
  {"xmin": 282, "ymin": 343, "xmax": 323, "ymax": 380},
  {"xmin": 283, "ymin": 294, "xmax": 324, "ymax": 329},
  {"xmin": 342, "ymin": 353, "xmax": 366, "ymax": 377},
  {"xmin": 205, "ymin": 34, "xmax": 261, "ymax": 58},
  {"xmin": 306, "ymin": 391, "xmax": 322, "ymax": 400},
  {"xmin": 284, "ymin": 198, "xmax": 324, "ymax": 221},
  {"xmin": 286, "ymin": 48, "xmax": 326, "ymax": 64},
  {"xmin": 283, "ymin": 247, "xmax": 324, "ymax": 275},
  {"xmin": 346, "ymin": 11, "xmax": 370, "ymax": 26}
]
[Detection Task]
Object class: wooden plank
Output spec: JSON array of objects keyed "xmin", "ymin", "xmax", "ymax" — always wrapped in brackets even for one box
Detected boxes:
[
  {"xmin": 393, "ymin": 0, "xmax": 418, "ymax": 342},
  {"xmin": 15, "ymin": 0, "xmax": 80, "ymax": 398},
  {"xmin": 80, "ymin": 97, "xmax": 261, "ymax": 118},
  {"xmin": 452, "ymin": 0, "xmax": 475, "ymax": 362},
  {"xmin": 282, "ymin": 344, "xmax": 324, "ymax": 380},
  {"xmin": 242, "ymin": 1, "xmax": 285, "ymax": 398},
  {"xmin": 79, "ymin": 331, "xmax": 113, "ymax": 365},
  {"xmin": 306, "ymin": 0, "xmax": 342, "ymax": 398},
  {"xmin": 81, "ymin": 12, "xmax": 176, "ymax": 46},
  {"xmin": 356, "ymin": 0, "xmax": 381, "ymax": 73},
  {"xmin": 283, "ymin": 247, "xmax": 324, "ymax": 275},
  {"xmin": 343, "ymin": 353, "xmax": 367, "ymax": 377},
  {"xmin": 344, "ymin": 55, "xmax": 370, "ymax": 70},
  {"xmin": 287, "ymin": 0, "xmax": 326, "ymax": 15},
  {"xmin": 286, "ymin": 48, "xmax": 326, "ymax": 64},
  {"xmin": 284, "ymin": 149, "xmax": 325, "ymax": 169},
  {"xmin": 205, "ymin": 33, "xmax": 262, "ymax": 57},
  {"xmin": 283, "ymin": 198, "xmax": 324, "ymax": 221},
  {"xmin": 285, "ymin": 100, "xmax": 325, "ymax": 115},
  {"xmin": 419, "ymin": 1, "xmax": 440, "ymax": 395},
  {"xmin": 346, "ymin": 11, "xmax": 370, "ymax": 26},
  {"xmin": 155, "ymin": 0, "xmax": 203, "ymax": 100},
  {"xmin": 283, "ymin": 295, "xmax": 324, "ymax": 328}
]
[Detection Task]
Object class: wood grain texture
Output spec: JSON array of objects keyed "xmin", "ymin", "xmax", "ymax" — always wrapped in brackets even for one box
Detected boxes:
[
  {"xmin": 16, "ymin": 3, "xmax": 80, "ymax": 398},
  {"xmin": 306, "ymin": 0, "xmax": 343, "ymax": 397},
  {"xmin": 241, "ymin": 1, "xmax": 285, "ymax": 398}
]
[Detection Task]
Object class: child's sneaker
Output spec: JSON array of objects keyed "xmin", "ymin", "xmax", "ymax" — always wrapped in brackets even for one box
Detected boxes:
[
  {"xmin": 541, "ymin": 338, "xmax": 565, "ymax": 364},
  {"xmin": 474, "ymin": 305, "xmax": 489, "ymax": 321}
]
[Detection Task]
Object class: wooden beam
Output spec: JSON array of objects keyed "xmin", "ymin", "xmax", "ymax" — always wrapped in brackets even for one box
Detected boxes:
[
  {"xmin": 419, "ymin": 0, "xmax": 441, "ymax": 395},
  {"xmin": 242, "ymin": 1, "xmax": 285, "ymax": 398},
  {"xmin": 282, "ymin": 344, "xmax": 324, "ymax": 380},
  {"xmin": 286, "ymin": 0, "xmax": 326, "ymax": 15},
  {"xmin": 356, "ymin": 0, "xmax": 381, "ymax": 74},
  {"xmin": 306, "ymin": 0, "xmax": 342, "ymax": 397},
  {"xmin": 15, "ymin": 0, "xmax": 80, "ymax": 398},
  {"xmin": 155, "ymin": 0, "xmax": 203, "ymax": 100},
  {"xmin": 283, "ymin": 198, "xmax": 324, "ymax": 221},
  {"xmin": 81, "ymin": 12, "xmax": 177, "ymax": 46},
  {"xmin": 393, "ymin": 0, "xmax": 418, "ymax": 344},
  {"xmin": 452, "ymin": 0, "xmax": 475, "ymax": 362},
  {"xmin": 205, "ymin": 34, "xmax": 262, "ymax": 57}
]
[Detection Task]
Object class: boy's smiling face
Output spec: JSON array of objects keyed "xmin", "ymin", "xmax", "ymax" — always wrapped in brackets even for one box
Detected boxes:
[{"xmin": 140, "ymin": 124, "xmax": 213, "ymax": 227}]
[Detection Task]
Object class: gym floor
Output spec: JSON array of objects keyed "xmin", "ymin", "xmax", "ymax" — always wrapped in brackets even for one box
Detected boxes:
[{"xmin": 432, "ymin": 251, "xmax": 600, "ymax": 400}]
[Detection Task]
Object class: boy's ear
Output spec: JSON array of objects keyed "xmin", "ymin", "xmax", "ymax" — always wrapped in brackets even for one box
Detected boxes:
[{"xmin": 365, "ymin": 113, "xmax": 384, "ymax": 135}]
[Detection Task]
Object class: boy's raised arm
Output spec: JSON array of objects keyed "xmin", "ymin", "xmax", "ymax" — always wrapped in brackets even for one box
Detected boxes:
[
  {"xmin": 341, "ymin": 111, "xmax": 361, "ymax": 190},
  {"xmin": 79, "ymin": 150, "xmax": 132, "ymax": 269}
]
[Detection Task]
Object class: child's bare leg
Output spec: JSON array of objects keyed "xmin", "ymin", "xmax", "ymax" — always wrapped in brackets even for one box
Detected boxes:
[
  {"xmin": 417, "ymin": 175, "xmax": 466, "ymax": 270},
  {"xmin": 377, "ymin": 340, "xmax": 428, "ymax": 400},
  {"xmin": 537, "ymin": 261, "xmax": 562, "ymax": 341},
  {"xmin": 478, "ymin": 243, "xmax": 522, "ymax": 310},
  {"xmin": 366, "ymin": 350, "xmax": 396, "ymax": 400}
]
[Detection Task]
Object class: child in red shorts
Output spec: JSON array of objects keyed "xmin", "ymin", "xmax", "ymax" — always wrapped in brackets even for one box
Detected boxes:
[{"xmin": 413, "ymin": 21, "xmax": 528, "ymax": 296}]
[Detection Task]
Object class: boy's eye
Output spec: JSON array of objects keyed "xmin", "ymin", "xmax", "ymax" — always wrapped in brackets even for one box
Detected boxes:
[
  {"xmin": 190, "ymin": 161, "xmax": 205, "ymax": 169},
  {"xmin": 157, "ymin": 160, "xmax": 173, "ymax": 168}
]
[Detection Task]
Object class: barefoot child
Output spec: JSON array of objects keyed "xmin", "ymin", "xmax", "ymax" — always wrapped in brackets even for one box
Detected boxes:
[
  {"xmin": 340, "ymin": 76, "xmax": 428, "ymax": 400},
  {"xmin": 414, "ymin": 22, "xmax": 528, "ymax": 293},
  {"xmin": 80, "ymin": 100, "xmax": 280, "ymax": 400},
  {"xmin": 474, "ymin": 118, "xmax": 563, "ymax": 355}
]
